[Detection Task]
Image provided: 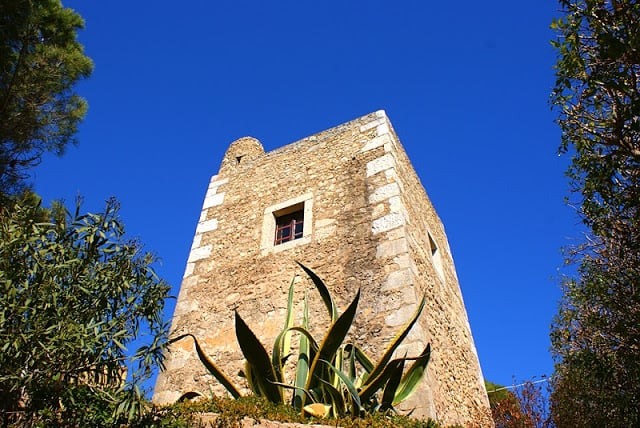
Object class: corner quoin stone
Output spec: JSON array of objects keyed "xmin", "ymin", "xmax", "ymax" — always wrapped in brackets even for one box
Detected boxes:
[{"xmin": 154, "ymin": 111, "xmax": 493, "ymax": 427}]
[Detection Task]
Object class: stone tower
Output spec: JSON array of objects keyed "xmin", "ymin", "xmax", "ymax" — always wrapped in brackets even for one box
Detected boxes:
[{"xmin": 154, "ymin": 111, "xmax": 491, "ymax": 426}]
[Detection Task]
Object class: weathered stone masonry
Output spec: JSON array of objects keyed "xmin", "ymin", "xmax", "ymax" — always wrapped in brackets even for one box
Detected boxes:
[{"xmin": 154, "ymin": 111, "xmax": 491, "ymax": 426}]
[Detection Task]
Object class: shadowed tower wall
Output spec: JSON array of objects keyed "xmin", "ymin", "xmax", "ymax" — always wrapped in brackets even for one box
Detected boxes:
[{"xmin": 154, "ymin": 111, "xmax": 491, "ymax": 426}]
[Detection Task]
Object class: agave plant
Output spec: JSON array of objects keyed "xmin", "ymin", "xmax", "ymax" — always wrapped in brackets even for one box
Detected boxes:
[{"xmin": 169, "ymin": 262, "xmax": 431, "ymax": 418}]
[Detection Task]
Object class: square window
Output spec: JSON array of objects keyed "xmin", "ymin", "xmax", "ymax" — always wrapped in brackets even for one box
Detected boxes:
[
  {"xmin": 261, "ymin": 194, "xmax": 313, "ymax": 254},
  {"xmin": 274, "ymin": 203, "xmax": 304, "ymax": 245}
]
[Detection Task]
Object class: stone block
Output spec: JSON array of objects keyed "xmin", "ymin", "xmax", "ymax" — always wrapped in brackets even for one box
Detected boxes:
[
  {"xmin": 369, "ymin": 182, "xmax": 401, "ymax": 204},
  {"xmin": 196, "ymin": 218, "xmax": 219, "ymax": 234},
  {"xmin": 366, "ymin": 153, "xmax": 395, "ymax": 177},
  {"xmin": 203, "ymin": 192, "xmax": 225, "ymax": 209},
  {"xmin": 381, "ymin": 268, "xmax": 413, "ymax": 291},
  {"xmin": 187, "ymin": 245, "xmax": 212, "ymax": 262},
  {"xmin": 372, "ymin": 212, "xmax": 405, "ymax": 234},
  {"xmin": 376, "ymin": 238, "xmax": 408, "ymax": 259}
]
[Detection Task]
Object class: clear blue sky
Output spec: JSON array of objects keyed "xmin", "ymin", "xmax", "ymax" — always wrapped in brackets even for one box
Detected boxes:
[{"xmin": 35, "ymin": 1, "xmax": 574, "ymax": 393}]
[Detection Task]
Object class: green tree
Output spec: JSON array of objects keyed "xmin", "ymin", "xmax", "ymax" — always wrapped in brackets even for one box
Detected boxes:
[
  {"xmin": 0, "ymin": 194, "xmax": 170, "ymax": 426},
  {"xmin": 550, "ymin": 0, "xmax": 640, "ymax": 426},
  {"xmin": 0, "ymin": 0, "xmax": 93, "ymax": 193}
]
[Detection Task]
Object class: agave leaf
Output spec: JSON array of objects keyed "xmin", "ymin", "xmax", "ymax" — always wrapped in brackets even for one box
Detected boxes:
[
  {"xmin": 364, "ymin": 295, "xmax": 426, "ymax": 386},
  {"xmin": 359, "ymin": 356, "xmax": 405, "ymax": 404},
  {"xmin": 235, "ymin": 311, "xmax": 283, "ymax": 403},
  {"xmin": 293, "ymin": 289, "xmax": 311, "ymax": 409},
  {"xmin": 282, "ymin": 276, "xmax": 296, "ymax": 354},
  {"xmin": 245, "ymin": 359, "xmax": 285, "ymax": 399},
  {"xmin": 270, "ymin": 379, "xmax": 319, "ymax": 410},
  {"xmin": 333, "ymin": 347, "xmax": 344, "ymax": 388},
  {"xmin": 296, "ymin": 261, "xmax": 337, "ymax": 321},
  {"xmin": 317, "ymin": 377, "xmax": 347, "ymax": 418},
  {"xmin": 306, "ymin": 289, "xmax": 360, "ymax": 393},
  {"xmin": 345, "ymin": 344, "xmax": 375, "ymax": 375},
  {"xmin": 393, "ymin": 343, "xmax": 431, "ymax": 405},
  {"xmin": 272, "ymin": 325, "xmax": 316, "ymax": 407},
  {"xmin": 381, "ymin": 358, "xmax": 405, "ymax": 410},
  {"xmin": 345, "ymin": 344, "xmax": 357, "ymax": 382},
  {"xmin": 244, "ymin": 361, "xmax": 258, "ymax": 393},
  {"xmin": 168, "ymin": 333, "xmax": 242, "ymax": 399},
  {"xmin": 288, "ymin": 326, "xmax": 320, "ymax": 352},
  {"xmin": 270, "ymin": 380, "xmax": 314, "ymax": 398},
  {"xmin": 320, "ymin": 359, "xmax": 362, "ymax": 416},
  {"xmin": 273, "ymin": 278, "xmax": 296, "ymax": 386},
  {"xmin": 272, "ymin": 329, "xmax": 289, "ymax": 384}
]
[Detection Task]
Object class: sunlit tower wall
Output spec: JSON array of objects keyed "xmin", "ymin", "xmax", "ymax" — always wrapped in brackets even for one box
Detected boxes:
[{"xmin": 153, "ymin": 111, "xmax": 491, "ymax": 426}]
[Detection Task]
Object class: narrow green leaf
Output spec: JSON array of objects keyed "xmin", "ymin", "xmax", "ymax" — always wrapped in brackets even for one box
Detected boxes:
[
  {"xmin": 273, "ymin": 276, "xmax": 297, "ymax": 383},
  {"xmin": 296, "ymin": 261, "xmax": 337, "ymax": 321},
  {"xmin": 333, "ymin": 347, "xmax": 344, "ymax": 388},
  {"xmin": 293, "ymin": 289, "xmax": 311, "ymax": 409},
  {"xmin": 320, "ymin": 359, "xmax": 362, "ymax": 416},
  {"xmin": 345, "ymin": 344, "xmax": 357, "ymax": 382},
  {"xmin": 381, "ymin": 358, "xmax": 405, "ymax": 410},
  {"xmin": 168, "ymin": 333, "xmax": 242, "ymax": 399},
  {"xmin": 345, "ymin": 344, "xmax": 375, "ymax": 374},
  {"xmin": 288, "ymin": 326, "xmax": 320, "ymax": 353},
  {"xmin": 393, "ymin": 343, "xmax": 431, "ymax": 405},
  {"xmin": 235, "ymin": 311, "xmax": 283, "ymax": 403},
  {"xmin": 282, "ymin": 275, "xmax": 296, "ymax": 354},
  {"xmin": 112, "ymin": 338, "xmax": 126, "ymax": 351},
  {"xmin": 359, "ymin": 357, "xmax": 404, "ymax": 404},
  {"xmin": 306, "ymin": 289, "xmax": 360, "ymax": 392},
  {"xmin": 316, "ymin": 378, "xmax": 346, "ymax": 418}
]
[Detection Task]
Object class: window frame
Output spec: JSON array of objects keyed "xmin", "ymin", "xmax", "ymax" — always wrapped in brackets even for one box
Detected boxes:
[
  {"xmin": 260, "ymin": 194, "xmax": 313, "ymax": 254},
  {"xmin": 274, "ymin": 204, "xmax": 305, "ymax": 245}
]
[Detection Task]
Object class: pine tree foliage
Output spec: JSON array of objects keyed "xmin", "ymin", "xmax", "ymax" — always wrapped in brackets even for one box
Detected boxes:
[
  {"xmin": 0, "ymin": 0, "xmax": 93, "ymax": 193},
  {"xmin": 550, "ymin": 1, "xmax": 640, "ymax": 426}
]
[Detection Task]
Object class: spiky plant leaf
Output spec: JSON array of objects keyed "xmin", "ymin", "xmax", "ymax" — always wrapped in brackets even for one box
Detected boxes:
[
  {"xmin": 306, "ymin": 289, "xmax": 360, "ymax": 394},
  {"xmin": 235, "ymin": 311, "xmax": 282, "ymax": 403},
  {"xmin": 293, "ymin": 289, "xmax": 311, "ymax": 409},
  {"xmin": 320, "ymin": 359, "xmax": 362, "ymax": 416},
  {"xmin": 168, "ymin": 333, "xmax": 242, "ymax": 399},
  {"xmin": 282, "ymin": 276, "xmax": 296, "ymax": 354},
  {"xmin": 359, "ymin": 356, "xmax": 407, "ymax": 404},
  {"xmin": 273, "ymin": 278, "xmax": 296, "ymax": 383},
  {"xmin": 316, "ymin": 377, "xmax": 347, "ymax": 418},
  {"xmin": 345, "ymin": 344, "xmax": 357, "ymax": 383},
  {"xmin": 333, "ymin": 347, "xmax": 344, "ymax": 388},
  {"xmin": 381, "ymin": 358, "xmax": 405, "ymax": 411},
  {"xmin": 345, "ymin": 344, "xmax": 375, "ymax": 375},
  {"xmin": 296, "ymin": 261, "xmax": 337, "ymax": 321},
  {"xmin": 393, "ymin": 343, "xmax": 431, "ymax": 405}
]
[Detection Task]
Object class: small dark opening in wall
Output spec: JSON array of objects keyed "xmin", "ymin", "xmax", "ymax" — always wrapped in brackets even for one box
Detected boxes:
[
  {"xmin": 236, "ymin": 155, "xmax": 244, "ymax": 165},
  {"xmin": 428, "ymin": 233, "xmax": 438, "ymax": 256},
  {"xmin": 274, "ymin": 203, "xmax": 304, "ymax": 245}
]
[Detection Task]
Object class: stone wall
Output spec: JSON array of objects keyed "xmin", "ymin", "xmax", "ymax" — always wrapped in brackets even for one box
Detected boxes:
[{"xmin": 153, "ymin": 111, "xmax": 491, "ymax": 427}]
